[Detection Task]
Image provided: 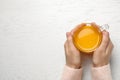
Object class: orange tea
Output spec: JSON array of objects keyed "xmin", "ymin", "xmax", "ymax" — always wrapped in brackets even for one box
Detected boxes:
[{"xmin": 73, "ymin": 23, "xmax": 102, "ymax": 53}]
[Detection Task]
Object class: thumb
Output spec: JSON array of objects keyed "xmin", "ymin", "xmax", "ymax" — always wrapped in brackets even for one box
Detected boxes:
[
  {"xmin": 98, "ymin": 31, "xmax": 110, "ymax": 51},
  {"xmin": 66, "ymin": 32, "xmax": 76, "ymax": 49}
]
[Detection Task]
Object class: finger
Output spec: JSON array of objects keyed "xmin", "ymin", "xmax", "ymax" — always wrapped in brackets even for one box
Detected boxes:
[
  {"xmin": 67, "ymin": 32, "xmax": 77, "ymax": 49},
  {"xmin": 98, "ymin": 31, "xmax": 110, "ymax": 51},
  {"xmin": 91, "ymin": 22, "xmax": 98, "ymax": 26},
  {"xmin": 71, "ymin": 23, "xmax": 86, "ymax": 35},
  {"xmin": 67, "ymin": 32, "xmax": 74, "ymax": 46},
  {"xmin": 91, "ymin": 22, "xmax": 100, "ymax": 29},
  {"xmin": 64, "ymin": 40, "xmax": 69, "ymax": 55},
  {"xmin": 66, "ymin": 32, "xmax": 69, "ymax": 39},
  {"xmin": 106, "ymin": 40, "xmax": 114, "ymax": 55}
]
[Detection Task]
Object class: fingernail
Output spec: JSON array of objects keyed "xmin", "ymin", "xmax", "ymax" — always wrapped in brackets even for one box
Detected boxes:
[
  {"xmin": 103, "ymin": 30, "xmax": 109, "ymax": 36},
  {"xmin": 92, "ymin": 22, "xmax": 96, "ymax": 24}
]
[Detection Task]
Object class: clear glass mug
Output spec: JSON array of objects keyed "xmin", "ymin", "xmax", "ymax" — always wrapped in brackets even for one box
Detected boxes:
[{"xmin": 73, "ymin": 23, "xmax": 109, "ymax": 53}]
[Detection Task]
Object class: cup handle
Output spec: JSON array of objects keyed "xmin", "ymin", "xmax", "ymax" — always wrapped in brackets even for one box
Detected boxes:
[{"xmin": 99, "ymin": 24, "xmax": 109, "ymax": 31}]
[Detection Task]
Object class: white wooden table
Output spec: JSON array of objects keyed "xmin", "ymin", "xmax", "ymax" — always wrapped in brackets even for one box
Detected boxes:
[{"xmin": 0, "ymin": 0, "xmax": 120, "ymax": 80}]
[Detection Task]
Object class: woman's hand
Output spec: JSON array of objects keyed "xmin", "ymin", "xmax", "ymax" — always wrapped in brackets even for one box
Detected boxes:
[
  {"xmin": 64, "ymin": 23, "xmax": 85, "ymax": 69},
  {"xmin": 93, "ymin": 30, "xmax": 114, "ymax": 67},
  {"xmin": 64, "ymin": 32, "xmax": 81, "ymax": 69}
]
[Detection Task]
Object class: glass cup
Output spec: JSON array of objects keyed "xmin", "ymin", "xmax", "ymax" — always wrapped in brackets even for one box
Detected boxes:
[{"xmin": 73, "ymin": 23, "xmax": 109, "ymax": 53}]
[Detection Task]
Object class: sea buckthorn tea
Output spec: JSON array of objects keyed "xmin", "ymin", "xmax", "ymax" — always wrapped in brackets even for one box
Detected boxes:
[{"xmin": 73, "ymin": 23, "xmax": 102, "ymax": 53}]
